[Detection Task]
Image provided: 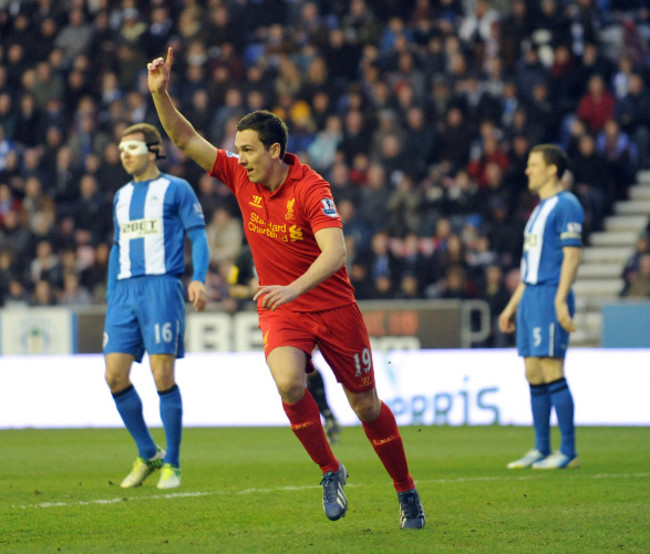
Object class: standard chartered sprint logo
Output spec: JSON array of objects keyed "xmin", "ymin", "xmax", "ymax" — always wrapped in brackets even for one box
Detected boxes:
[
  {"xmin": 248, "ymin": 212, "xmax": 303, "ymax": 242},
  {"xmin": 121, "ymin": 218, "xmax": 160, "ymax": 238}
]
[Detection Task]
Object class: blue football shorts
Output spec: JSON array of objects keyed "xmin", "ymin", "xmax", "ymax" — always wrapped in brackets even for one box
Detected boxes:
[
  {"xmin": 103, "ymin": 274, "xmax": 186, "ymax": 361},
  {"xmin": 516, "ymin": 284, "xmax": 575, "ymax": 359}
]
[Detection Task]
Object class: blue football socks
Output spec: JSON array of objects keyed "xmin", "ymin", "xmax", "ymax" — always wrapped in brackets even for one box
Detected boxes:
[
  {"xmin": 530, "ymin": 383, "xmax": 551, "ymax": 455},
  {"xmin": 159, "ymin": 384, "xmax": 183, "ymax": 468},
  {"xmin": 548, "ymin": 377, "xmax": 576, "ymax": 458},
  {"xmin": 113, "ymin": 384, "xmax": 157, "ymax": 459}
]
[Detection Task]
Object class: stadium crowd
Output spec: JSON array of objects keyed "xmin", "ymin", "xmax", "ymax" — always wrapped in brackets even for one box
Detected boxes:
[{"xmin": 1, "ymin": 0, "xmax": 650, "ymax": 346}]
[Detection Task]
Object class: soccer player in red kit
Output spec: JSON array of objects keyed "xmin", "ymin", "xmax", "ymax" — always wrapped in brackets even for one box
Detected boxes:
[{"xmin": 147, "ymin": 47, "xmax": 425, "ymax": 529}]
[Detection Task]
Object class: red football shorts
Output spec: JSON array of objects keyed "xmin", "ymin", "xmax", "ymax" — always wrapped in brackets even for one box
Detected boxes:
[{"xmin": 258, "ymin": 302, "xmax": 375, "ymax": 393}]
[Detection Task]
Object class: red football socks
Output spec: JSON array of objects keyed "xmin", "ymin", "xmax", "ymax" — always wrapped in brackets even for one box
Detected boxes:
[
  {"xmin": 282, "ymin": 390, "xmax": 339, "ymax": 474},
  {"xmin": 362, "ymin": 402, "xmax": 415, "ymax": 492}
]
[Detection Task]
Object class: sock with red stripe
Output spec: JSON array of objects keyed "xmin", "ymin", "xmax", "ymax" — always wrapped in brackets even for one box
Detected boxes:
[
  {"xmin": 282, "ymin": 389, "xmax": 339, "ymax": 473},
  {"xmin": 362, "ymin": 401, "xmax": 415, "ymax": 492}
]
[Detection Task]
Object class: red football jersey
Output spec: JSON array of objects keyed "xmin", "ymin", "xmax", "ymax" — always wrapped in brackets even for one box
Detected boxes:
[{"xmin": 210, "ymin": 150, "xmax": 356, "ymax": 312}]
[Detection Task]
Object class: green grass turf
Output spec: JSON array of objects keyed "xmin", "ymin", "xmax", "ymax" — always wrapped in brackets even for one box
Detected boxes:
[{"xmin": 1, "ymin": 426, "xmax": 648, "ymax": 553}]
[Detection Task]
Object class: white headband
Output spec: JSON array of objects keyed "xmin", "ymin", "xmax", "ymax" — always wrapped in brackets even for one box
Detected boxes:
[{"xmin": 119, "ymin": 140, "xmax": 150, "ymax": 156}]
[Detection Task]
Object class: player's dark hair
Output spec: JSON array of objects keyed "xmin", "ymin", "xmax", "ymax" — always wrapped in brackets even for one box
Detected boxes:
[
  {"xmin": 121, "ymin": 122, "xmax": 164, "ymax": 159},
  {"xmin": 531, "ymin": 144, "xmax": 569, "ymax": 179},
  {"xmin": 236, "ymin": 110, "xmax": 288, "ymax": 159}
]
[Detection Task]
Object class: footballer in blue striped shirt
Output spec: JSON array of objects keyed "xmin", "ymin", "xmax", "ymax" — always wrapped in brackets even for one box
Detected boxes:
[
  {"xmin": 499, "ymin": 144, "xmax": 584, "ymax": 470},
  {"xmin": 103, "ymin": 123, "xmax": 209, "ymax": 490}
]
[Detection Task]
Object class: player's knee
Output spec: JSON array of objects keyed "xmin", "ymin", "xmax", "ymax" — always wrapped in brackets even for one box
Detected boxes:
[
  {"xmin": 151, "ymin": 368, "xmax": 175, "ymax": 390},
  {"xmin": 275, "ymin": 377, "xmax": 305, "ymax": 404},
  {"xmin": 105, "ymin": 372, "xmax": 128, "ymax": 393},
  {"xmin": 350, "ymin": 394, "xmax": 381, "ymax": 422}
]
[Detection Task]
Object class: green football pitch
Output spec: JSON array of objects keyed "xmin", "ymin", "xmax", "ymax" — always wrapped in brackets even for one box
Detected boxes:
[{"xmin": 1, "ymin": 425, "xmax": 648, "ymax": 553}]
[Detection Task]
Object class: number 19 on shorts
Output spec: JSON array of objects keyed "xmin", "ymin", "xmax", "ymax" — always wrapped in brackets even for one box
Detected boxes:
[{"xmin": 353, "ymin": 348, "xmax": 372, "ymax": 377}]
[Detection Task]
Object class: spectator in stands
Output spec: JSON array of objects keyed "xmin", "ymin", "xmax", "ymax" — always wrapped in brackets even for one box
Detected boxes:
[
  {"xmin": 185, "ymin": 89, "xmax": 213, "ymax": 140},
  {"xmin": 50, "ymin": 146, "xmax": 81, "ymax": 213},
  {"xmin": 622, "ymin": 252, "xmax": 650, "ymax": 298},
  {"xmin": 575, "ymin": 41, "xmax": 615, "ymax": 87},
  {"xmin": 620, "ymin": 231, "xmax": 650, "ymax": 296},
  {"xmin": 453, "ymin": 74, "xmax": 502, "ymax": 133},
  {"xmin": 615, "ymin": 73, "xmax": 650, "ymax": 169},
  {"xmin": 499, "ymin": 0, "xmax": 533, "ymax": 73},
  {"xmin": 396, "ymin": 232, "xmax": 431, "ymax": 295},
  {"xmin": 527, "ymin": 81, "xmax": 562, "ymax": 144},
  {"xmin": 0, "ymin": 182, "xmax": 20, "ymax": 224},
  {"xmin": 209, "ymin": 87, "xmax": 245, "ymax": 148},
  {"xmin": 142, "ymin": 6, "xmax": 174, "ymax": 59},
  {"xmin": 403, "ymin": 106, "xmax": 436, "ymax": 180},
  {"xmin": 0, "ymin": 248, "xmax": 16, "ymax": 302},
  {"xmin": 441, "ymin": 264, "xmax": 475, "ymax": 299},
  {"xmin": 0, "ymin": 93, "xmax": 16, "ymax": 140},
  {"xmin": 358, "ymin": 161, "xmax": 391, "ymax": 233},
  {"xmin": 478, "ymin": 263, "xmax": 511, "ymax": 347},
  {"xmin": 386, "ymin": 173, "xmax": 423, "ymax": 236},
  {"xmin": 206, "ymin": 206, "xmax": 243, "ymax": 267},
  {"xmin": 0, "ymin": 125, "xmax": 17, "ymax": 173},
  {"xmin": 63, "ymin": 64, "xmax": 93, "ymax": 117},
  {"xmin": 466, "ymin": 231, "xmax": 497, "ymax": 284},
  {"xmin": 548, "ymin": 44, "xmax": 581, "ymax": 119},
  {"xmin": 339, "ymin": 197, "xmax": 370, "ymax": 254},
  {"xmin": 72, "ymin": 174, "xmax": 112, "ymax": 241},
  {"xmin": 612, "ymin": 54, "xmax": 635, "ymax": 101},
  {"xmin": 596, "ymin": 118, "xmax": 638, "ymax": 200},
  {"xmin": 566, "ymin": 0, "xmax": 604, "ymax": 57},
  {"xmin": 340, "ymin": 108, "xmax": 372, "ymax": 166},
  {"xmin": 436, "ymin": 106, "xmax": 473, "ymax": 172},
  {"xmin": 3, "ymin": 43, "xmax": 29, "ymax": 92},
  {"xmin": 349, "ymin": 152, "xmax": 370, "ymax": 187},
  {"xmin": 54, "ymin": 7, "xmax": 95, "ymax": 66},
  {"xmin": 59, "ymin": 271, "xmax": 92, "ymax": 306},
  {"xmin": 430, "ymin": 232, "xmax": 471, "ymax": 296},
  {"xmin": 307, "ymin": 114, "xmax": 343, "ymax": 173},
  {"xmin": 375, "ymin": 132, "xmax": 408, "ymax": 186},
  {"xmin": 82, "ymin": 241, "xmax": 110, "ymax": 304},
  {"xmin": 30, "ymin": 278, "xmax": 57, "ymax": 306},
  {"xmin": 571, "ymin": 132, "xmax": 611, "ymax": 232},
  {"xmin": 439, "ymin": 168, "xmax": 479, "ymax": 219},
  {"xmin": 367, "ymin": 229, "xmax": 401, "ymax": 299},
  {"xmin": 534, "ymin": 0, "xmax": 571, "ymax": 51},
  {"xmin": 467, "ymin": 134, "xmax": 510, "ymax": 188},
  {"xmin": 4, "ymin": 277, "xmax": 29, "ymax": 307},
  {"xmin": 30, "ymin": 238, "xmax": 62, "ymax": 289},
  {"xmin": 67, "ymin": 111, "xmax": 111, "ymax": 164},
  {"xmin": 0, "ymin": 209, "xmax": 32, "ymax": 257},
  {"xmin": 98, "ymin": 142, "xmax": 127, "ymax": 193},
  {"xmin": 29, "ymin": 61, "xmax": 64, "ymax": 112},
  {"xmin": 477, "ymin": 162, "xmax": 511, "ymax": 223},
  {"xmin": 576, "ymin": 73, "xmax": 617, "ymax": 134},
  {"xmin": 514, "ymin": 47, "xmax": 548, "ymax": 104},
  {"xmin": 327, "ymin": 159, "xmax": 356, "ymax": 204}
]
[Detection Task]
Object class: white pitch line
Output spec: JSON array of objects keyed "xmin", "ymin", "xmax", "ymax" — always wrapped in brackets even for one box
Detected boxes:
[{"xmin": 8, "ymin": 472, "xmax": 649, "ymax": 511}]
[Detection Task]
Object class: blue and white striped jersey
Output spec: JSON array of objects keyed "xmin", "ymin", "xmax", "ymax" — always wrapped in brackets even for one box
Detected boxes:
[
  {"xmin": 113, "ymin": 173, "xmax": 205, "ymax": 280},
  {"xmin": 521, "ymin": 191, "xmax": 584, "ymax": 286}
]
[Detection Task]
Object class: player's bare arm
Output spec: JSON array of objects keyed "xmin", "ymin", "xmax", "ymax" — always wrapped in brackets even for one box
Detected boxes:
[
  {"xmin": 148, "ymin": 47, "xmax": 217, "ymax": 172},
  {"xmin": 253, "ymin": 227, "xmax": 346, "ymax": 311},
  {"xmin": 188, "ymin": 280, "xmax": 207, "ymax": 312},
  {"xmin": 555, "ymin": 246, "xmax": 581, "ymax": 332},
  {"xmin": 498, "ymin": 282, "xmax": 526, "ymax": 333}
]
